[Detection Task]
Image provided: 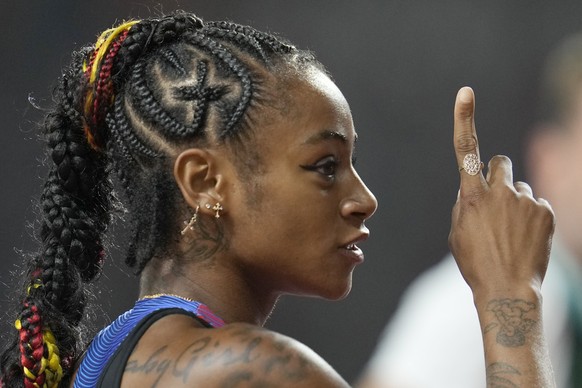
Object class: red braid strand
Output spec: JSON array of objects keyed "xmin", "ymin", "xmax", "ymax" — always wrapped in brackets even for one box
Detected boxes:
[
  {"xmin": 83, "ymin": 22, "xmax": 137, "ymax": 151},
  {"xmin": 17, "ymin": 303, "xmax": 45, "ymax": 388},
  {"xmin": 91, "ymin": 30, "xmax": 129, "ymax": 131},
  {"xmin": 15, "ymin": 279, "xmax": 63, "ymax": 388}
]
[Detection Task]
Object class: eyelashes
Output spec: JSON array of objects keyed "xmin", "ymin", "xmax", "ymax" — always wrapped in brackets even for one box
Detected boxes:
[
  {"xmin": 301, "ymin": 155, "xmax": 340, "ymax": 179},
  {"xmin": 301, "ymin": 156, "xmax": 337, "ymax": 179},
  {"xmin": 301, "ymin": 150, "xmax": 357, "ymax": 181}
]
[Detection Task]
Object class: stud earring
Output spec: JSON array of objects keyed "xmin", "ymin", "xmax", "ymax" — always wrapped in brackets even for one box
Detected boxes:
[
  {"xmin": 205, "ymin": 202, "xmax": 223, "ymax": 218},
  {"xmin": 180, "ymin": 205, "xmax": 200, "ymax": 235}
]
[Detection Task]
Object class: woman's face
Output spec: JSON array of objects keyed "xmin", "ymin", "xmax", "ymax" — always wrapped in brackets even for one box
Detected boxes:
[{"xmin": 225, "ymin": 69, "xmax": 377, "ymax": 300}]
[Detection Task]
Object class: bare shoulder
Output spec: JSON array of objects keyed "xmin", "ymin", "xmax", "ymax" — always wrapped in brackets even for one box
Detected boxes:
[{"xmin": 121, "ymin": 317, "xmax": 350, "ymax": 387}]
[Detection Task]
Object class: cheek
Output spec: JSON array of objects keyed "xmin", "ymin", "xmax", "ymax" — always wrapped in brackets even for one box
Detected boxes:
[
  {"xmin": 230, "ymin": 178, "xmax": 338, "ymax": 258},
  {"xmin": 261, "ymin": 180, "xmax": 338, "ymax": 237},
  {"xmin": 254, "ymin": 191, "xmax": 324, "ymax": 246}
]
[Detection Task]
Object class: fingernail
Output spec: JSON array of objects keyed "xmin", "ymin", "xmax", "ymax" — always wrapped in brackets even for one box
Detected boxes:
[{"xmin": 458, "ymin": 87, "xmax": 473, "ymax": 103}]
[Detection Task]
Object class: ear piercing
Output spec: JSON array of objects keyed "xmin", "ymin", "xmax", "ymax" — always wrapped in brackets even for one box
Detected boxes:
[
  {"xmin": 181, "ymin": 202, "xmax": 223, "ymax": 235},
  {"xmin": 205, "ymin": 202, "xmax": 223, "ymax": 218},
  {"xmin": 181, "ymin": 205, "xmax": 199, "ymax": 235}
]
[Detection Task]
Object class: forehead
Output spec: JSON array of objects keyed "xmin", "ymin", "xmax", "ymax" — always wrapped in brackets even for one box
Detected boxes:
[
  {"xmin": 265, "ymin": 70, "xmax": 355, "ymax": 144},
  {"xmin": 298, "ymin": 70, "xmax": 353, "ymax": 130}
]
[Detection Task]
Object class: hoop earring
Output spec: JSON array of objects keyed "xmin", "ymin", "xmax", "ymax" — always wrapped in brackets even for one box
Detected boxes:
[
  {"xmin": 205, "ymin": 202, "xmax": 223, "ymax": 219},
  {"xmin": 180, "ymin": 205, "xmax": 200, "ymax": 235}
]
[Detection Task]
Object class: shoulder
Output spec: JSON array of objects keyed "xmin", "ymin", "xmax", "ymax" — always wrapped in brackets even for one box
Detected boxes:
[
  {"xmin": 207, "ymin": 323, "xmax": 348, "ymax": 386},
  {"xmin": 122, "ymin": 318, "xmax": 350, "ymax": 387}
]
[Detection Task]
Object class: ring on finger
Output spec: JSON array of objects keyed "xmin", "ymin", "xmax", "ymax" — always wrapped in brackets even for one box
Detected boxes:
[{"xmin": 459, "ymin": 153, "xmax": 483, "ymax": 176}]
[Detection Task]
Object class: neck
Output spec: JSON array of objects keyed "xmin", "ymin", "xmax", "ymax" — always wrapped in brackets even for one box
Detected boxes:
[{"xmin": 139, "ymin": 255, "xmax": 279, "ymax": 326}]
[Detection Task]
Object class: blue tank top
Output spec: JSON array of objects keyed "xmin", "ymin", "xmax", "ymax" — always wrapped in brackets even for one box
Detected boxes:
[{"xmin": 73, "ymin": 295, "xmax": 225, "ymax": 387}]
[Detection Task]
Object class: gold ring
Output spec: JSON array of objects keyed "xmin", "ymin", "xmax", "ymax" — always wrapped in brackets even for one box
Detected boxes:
[{"xmin": 459, "ymin": 153, "xmax": 483, "ymax": 176}]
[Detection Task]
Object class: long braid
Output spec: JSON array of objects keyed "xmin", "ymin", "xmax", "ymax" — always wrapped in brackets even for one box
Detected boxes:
[
  {"xmin": 2, "ymin": 12, "xmax": 323, "ymax": 387},
  {"xmin": 1, "ymin": 46, "xmax": 112, "ymax": 386}
]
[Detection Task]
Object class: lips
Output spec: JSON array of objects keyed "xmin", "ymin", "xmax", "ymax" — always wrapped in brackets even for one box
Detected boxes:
[
  {"xmin": 339, "ymin": 230, "xmax": 369, "ymax": 264},
  {"xmin": 341, "ymin": 229, "xmax": 369, "ymax": 249},
  {"xmin": 339, "ymin": 244, "xmax": 364, "ymax": 264}
]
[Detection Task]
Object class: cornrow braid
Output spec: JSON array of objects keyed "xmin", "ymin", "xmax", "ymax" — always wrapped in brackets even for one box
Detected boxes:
[
  {"xmin": 2, "ymin": 11, "xmax": 325, "ymax": 387},
  {"xmin": 206, "ymin": 20, "xmax": 296, "ymax": 59},
  {"xmin": 92, "ymin": 12, "xmax": 322, "ymax": 272},
  {"xmin": 127, "ymin": 32, "xmax": 254, "ymax": 140}
]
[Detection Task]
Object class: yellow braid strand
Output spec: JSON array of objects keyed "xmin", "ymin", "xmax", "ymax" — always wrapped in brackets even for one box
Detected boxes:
[
  {"xmin": 82, "ymin": 20, "xmax": 139, "ymax": 147},
  {"xmin": 42, "ymin": 329, "xmax": 62, "ymax": 388},
  {"xmin": 15, "ymin": 280, "xmax": 41, "ymax": 331},
  {"xmin": 26, "ymin": 281, "xmax": 42, "ymax": 295},
  {"xmin": 89, "ymin": 20, "xmax": 139, "ymax": 83},
  {"xmin": 22, "ymin": 366, "xmax": 36, "ymax": 380},
  {"xmin": 16, "ymin": 280, "xmax": 63, "ymax": 387},
  {"xmin": 83, "ymin": 20, "xmax": 139, "ymax": 150}
]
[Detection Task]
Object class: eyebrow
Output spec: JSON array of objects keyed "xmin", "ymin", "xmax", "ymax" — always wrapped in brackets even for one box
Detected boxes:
[{"xmin": 302, "ymin": 130, "xmax": 358, "ymax": 145}]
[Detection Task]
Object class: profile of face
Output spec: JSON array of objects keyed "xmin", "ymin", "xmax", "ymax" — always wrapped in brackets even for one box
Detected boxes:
[
  {"xmin": 219, "ymin": 69, "xmax": 378, "ymax": 300},
  {"xmin": 529, "ymin": 87, "xmax": 582, "ymax": 260}
]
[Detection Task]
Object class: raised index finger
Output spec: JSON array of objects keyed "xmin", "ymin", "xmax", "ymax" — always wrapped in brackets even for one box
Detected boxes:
[{"xmin": 454, "ymin": 87, "xmax": 487, "ymax": 192}]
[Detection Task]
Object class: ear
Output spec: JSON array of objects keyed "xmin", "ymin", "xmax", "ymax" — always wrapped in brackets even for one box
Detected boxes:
[{"xmin": 173, "ymin": 148, "xmax": 227, "ymax": 213}]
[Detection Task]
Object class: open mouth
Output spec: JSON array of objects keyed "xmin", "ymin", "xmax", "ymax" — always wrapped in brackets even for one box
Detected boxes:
[
  {"xmin": 339, "ymin": 244, "xmax": 364, "ymax": 263},
  {"xmin": 339, "ymin": 229, "xmax": 369, "ymax": 263}
]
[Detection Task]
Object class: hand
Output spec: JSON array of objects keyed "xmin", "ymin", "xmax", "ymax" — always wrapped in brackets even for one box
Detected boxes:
[{"xmin": 448, "ymin": 87, "xmax": 555, "ymax": 299}]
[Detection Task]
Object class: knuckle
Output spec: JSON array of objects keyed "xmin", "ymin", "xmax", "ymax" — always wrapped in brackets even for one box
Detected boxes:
[
  {"xmin": 457, "ymin": 104, "xmax": 473, "ymax": 120},
  {"xmin": 456, "ymin": 135, "xmax": 477, "ymax": 153},
  {"xmin": 489, "ymin": 154, "xmax": 511, "ymax": 167},
  {"xmin": 538, "ymin": 202, "xmax": 556, "ymax": 222},
  {"xmin": 514, "ymin": 180, "xmax": 528, "ymax": 187},
  {"xmin": 514, "ymin": 180, "xmax": 532, "ymax": 192},
  {"xmin": 492, "ymin": 154, "xmax": 510, "ymax": 162},
  {"xmin": 538, "ymin": 199, "xmax": 555, "ymax": 219}
]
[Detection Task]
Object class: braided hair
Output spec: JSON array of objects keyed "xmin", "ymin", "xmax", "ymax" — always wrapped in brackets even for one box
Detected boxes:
[{"xmin": 1, "ymin": 12, "xmax": 322, "ymax": 387}]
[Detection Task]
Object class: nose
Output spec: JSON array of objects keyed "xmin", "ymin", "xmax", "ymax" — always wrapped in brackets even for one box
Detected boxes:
[{"xmin": 340, "ymin": 171, "xmax": 378, "ymax": 221}]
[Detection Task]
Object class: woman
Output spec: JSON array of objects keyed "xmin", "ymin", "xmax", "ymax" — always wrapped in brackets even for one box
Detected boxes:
[{"xmin": 1, "ymin": 12, "xmax": 555, "ymax": 387}]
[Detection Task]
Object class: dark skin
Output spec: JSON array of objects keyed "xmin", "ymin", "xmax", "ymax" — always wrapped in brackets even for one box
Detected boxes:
[
  {"xmin": 118, "ymin": 70, "xmax": 374, "ymax": 387},
  {"xmin": 449, "ymin": 87, "xmax": 555, "ymax": 387},
  {"xmin": 72, "ymin": 73, "xmax": 556, "ymax": 386},
  {"xmin": 359, "ymin": 88, "xmax": 556, "ymax": 388}
]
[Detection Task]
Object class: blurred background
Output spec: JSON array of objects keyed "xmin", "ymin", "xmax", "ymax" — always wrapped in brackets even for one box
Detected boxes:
[{"xmin": 1, "ymin": 0, "xmax": 581, "ymax": 383}]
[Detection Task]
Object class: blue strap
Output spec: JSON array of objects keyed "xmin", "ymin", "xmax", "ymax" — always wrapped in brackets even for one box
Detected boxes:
[{"xmin": 73, "ymin": 295, "xmax": 224, "ymax": 388}]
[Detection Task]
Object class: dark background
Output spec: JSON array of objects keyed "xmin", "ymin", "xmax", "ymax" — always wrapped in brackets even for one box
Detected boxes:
[{"xmin": 1, "ymin": 1, "xmax": 580, "ymax": 383}]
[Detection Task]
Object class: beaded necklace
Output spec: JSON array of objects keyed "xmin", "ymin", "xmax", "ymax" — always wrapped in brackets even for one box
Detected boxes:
[{"xmin": 73, "ymin": 294, "xmax": 224, "ymax": 387}]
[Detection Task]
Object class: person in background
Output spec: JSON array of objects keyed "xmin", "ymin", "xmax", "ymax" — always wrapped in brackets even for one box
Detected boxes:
[{"xmin": 359, "ymin": 32, "xmax": 582, "ymax": 388}]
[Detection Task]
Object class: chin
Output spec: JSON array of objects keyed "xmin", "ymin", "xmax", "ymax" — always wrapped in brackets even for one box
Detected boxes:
[
  {"xmin": 287, "ymin": 272, "xmax": 354, "ymax": 300},
  {"xmin": 316, "ymin": 278, "xmax": 353, "ymax": 301}
]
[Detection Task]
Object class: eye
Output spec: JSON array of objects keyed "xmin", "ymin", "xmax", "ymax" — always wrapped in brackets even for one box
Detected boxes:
[{"xmin": 301, "ymin": 156, "xmax": 339, "ymax": 179}]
